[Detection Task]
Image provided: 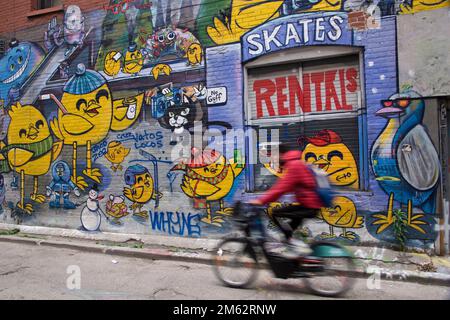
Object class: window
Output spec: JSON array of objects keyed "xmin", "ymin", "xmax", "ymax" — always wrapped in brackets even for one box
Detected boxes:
[
  {"xmin": 0, "ymin": 39, "xmax": 5, "ymax": 58},
  {"xmin": 34, "ymin": 0, "xmax": 62, "ymax": 10},
  {"xmin": 246, "ymin": 54, "xmax": 365, "ymax": 192}
]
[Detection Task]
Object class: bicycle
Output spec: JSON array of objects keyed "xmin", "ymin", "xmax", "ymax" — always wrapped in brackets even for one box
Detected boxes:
[{"xmin": 212, "ymin": 201, "xmax": 356, "ymax": 297}]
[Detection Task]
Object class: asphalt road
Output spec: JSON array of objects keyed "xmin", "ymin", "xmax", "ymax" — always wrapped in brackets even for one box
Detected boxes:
[{"xmin": 0, "ymin": 241, "xmax": 448, "ymax": 300}]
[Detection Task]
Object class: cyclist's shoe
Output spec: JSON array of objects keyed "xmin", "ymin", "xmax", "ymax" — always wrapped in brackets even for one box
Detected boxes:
[
  {"xmin": 266, "ymin": 228, "xmax": 284, "ymax": 243},
  {"xmin": 282, "ymin": 239, "xmax": 313, "ymax": 258},
  {"xmin": 264, "ymin": 241, "xmax": 286, "ymax": 254}
]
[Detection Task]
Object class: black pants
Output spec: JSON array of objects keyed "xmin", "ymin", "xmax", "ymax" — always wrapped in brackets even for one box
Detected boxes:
[{"xmin": 271, "ymin": 205, "xmax": 318, "ymax": 240}]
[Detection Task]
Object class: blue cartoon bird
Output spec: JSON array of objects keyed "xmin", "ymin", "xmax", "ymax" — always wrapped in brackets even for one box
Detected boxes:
[{"xmin": 371, "ymin": 88, "xmax": 440, "ymax": 234}]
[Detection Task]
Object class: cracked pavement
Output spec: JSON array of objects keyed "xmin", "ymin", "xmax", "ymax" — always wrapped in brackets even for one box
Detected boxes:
[{"xmin": 0, "ymin": 241, "xmax": 449, "ymax": 300}]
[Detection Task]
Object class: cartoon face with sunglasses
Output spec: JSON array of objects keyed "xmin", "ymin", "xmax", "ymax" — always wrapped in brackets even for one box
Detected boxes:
[{"xmin": 381, "ymin": 98, "xmax": 411, "ymax": 109}]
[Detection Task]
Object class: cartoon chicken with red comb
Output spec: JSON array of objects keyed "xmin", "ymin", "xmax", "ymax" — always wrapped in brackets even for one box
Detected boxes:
[
  {"xmin": 171, "ymin": 147, "xmax": 245, "ymax": 226},
  {"xmin": 299, "ymin": 129, "xmax": 364, "ymax": 240}
]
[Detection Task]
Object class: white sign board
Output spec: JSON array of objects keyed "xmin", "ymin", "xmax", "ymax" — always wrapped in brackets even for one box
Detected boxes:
[{"xmin": 206, "ymin": 87, "xmax": 227, "ymax": 106}]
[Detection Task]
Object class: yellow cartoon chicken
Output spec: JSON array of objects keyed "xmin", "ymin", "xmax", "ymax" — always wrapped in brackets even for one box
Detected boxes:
[
  {"xmin": 103, "ymin": 51, "xmax": 122, "ymax": 77},
  {"xmin": 186, "ymin": 43, "xmax": 203, "ymax": 66},
  {"xmin": 207, "ymin": 0, "xmax": 284, "ymax": 45},
  {"xmin": 318, "ymin": 196, "xmax": 364, "ymax": 241},
  {"xmin": 49, "ymin": 64, "xmax": 143, "ymax": 189},
  {"xmin": 3, "ymin": 103, "xmax": 63, "ymax": 213},
  {"xmin": 123, "ymin": 164, "xmax": 161, "ymax": 219},
  {"xmin": 299, "ymin": 129, "xmax": 359, "ymax": 189},
  {"xmin": 171, "ymin": 148, "xmax": 245, "ymax": 226},
  {"xmin": 123, "ymin": 43, "xmax": 144, "ymax": 76},
  {"xmin": 151, "ymin": 64, "xmax": 172, "ymax": 80},
  {"xmin": 399, "ymin": 0, "xmax": 448, "ymax": 14},
  {"xmin": 105, "ymin": 141, "xmax": 130, "ymax": 172},
  {"xmin": 300, "ymin": 0, "xmax": 343, "ymax": 12}
]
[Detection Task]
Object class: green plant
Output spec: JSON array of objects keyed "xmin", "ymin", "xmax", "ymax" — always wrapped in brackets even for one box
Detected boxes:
[
  {"xmin": 392, "ymin": 209, "xmax": 408, "ymax": 251},
  {"xmin": 0, "ymin": 228, "xmax": 20, "ymax": 236}
]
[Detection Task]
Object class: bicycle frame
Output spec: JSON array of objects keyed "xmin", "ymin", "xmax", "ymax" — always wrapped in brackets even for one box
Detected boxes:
[{"xmin": 231, "ymin": 202, "xmax": 353, "ymax": 278}]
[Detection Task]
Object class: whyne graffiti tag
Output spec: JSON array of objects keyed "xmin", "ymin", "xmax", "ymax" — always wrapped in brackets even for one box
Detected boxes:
[
  {"xmin": 149, "ymin": 210, "xmax": 202, "ymax": 237},
  {"xmin": 117, "ymin": 130, "xmax": 164, "ymax": 150}
]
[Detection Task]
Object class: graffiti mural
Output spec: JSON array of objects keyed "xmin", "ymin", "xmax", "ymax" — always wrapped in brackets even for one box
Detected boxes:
[
  {"xmin": 48, "ymin": 63, "xmax": 144, "ymax": 188},
  {"xmin": 199, "ymin": 0, "xmax": 449, "ymax": 45},
  {"xmin": 47, "ymin": 161, "xmax": 81, "ymax": 209},
  {"xmin": 171, "ymin": 147, "xmax": 245, "ymax": 226},
  {"xmin": 297, "ymin": 129, "xmax": 363, "ymax": 242},
  {"xmin": 5, "ymin": 103, "xmax": 63, "ymax": 213},
  {"xmin": 105, "ymin": 194, "xmax": 130, "ymax": 224},
  {"xmin": 124, "ymin": 164, "xmax": 162, "ymax": 219},
  {"xmin": 317, "ymin": 196, "xmax": 364, "ymax": 242},
  {"xmin": 370, "ymin": 88, "xmax": 440, "ymax": 241},
  {"xmin": 204, "ymin": 0, "xmax": 284, "ymax": 45},
  {"xmin": 105, "ymin": 141, "xmax": 131, "ymax": 172},
  {"xmin": 0, "ymin": 0, "xmax": 445, "ymax": 249},
  {"xmin": 63, "ymin": 5, "xmax": 87, "ymax": 56},
  {"xmin": 149, "ymin": 210, "xmax": 202, "ymax": 237},
  {"xmin": 95, "ymin": 0, "xmax": 154, "ymax": 72},
  {"xmin": 0, "ymin": 40, "xmax": 45, "ymax": 108},
  {"xmin": 300, "ymin": 130, "xmax": 359, "ymax": 190},
  {"xmin": 80, "ymin": 184, "xmax": 105, "ymax": 231}
]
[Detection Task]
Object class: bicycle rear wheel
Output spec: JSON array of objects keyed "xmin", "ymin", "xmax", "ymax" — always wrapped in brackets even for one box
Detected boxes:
[{"xmin": 212, "ymin": 238, "xmax": 259, "ymax": 289}]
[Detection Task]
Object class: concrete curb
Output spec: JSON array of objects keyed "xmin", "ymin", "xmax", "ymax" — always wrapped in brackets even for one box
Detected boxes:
[
  {"xmin": 0, "ymin": 235, "xmax": 216, "ymax": 265},
  {"xmin": 0, "ymin": 233, "xmax": 449, "ymax": 287},
  {"xmin": 0, "ymin": 223, "xmax": 220, "ymax": 250}
]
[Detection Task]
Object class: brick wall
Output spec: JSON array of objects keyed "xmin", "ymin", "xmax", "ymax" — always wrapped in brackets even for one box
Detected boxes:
[{"xmin": 0, "ymin": 0, "xmax": 104, "ymax": 35}]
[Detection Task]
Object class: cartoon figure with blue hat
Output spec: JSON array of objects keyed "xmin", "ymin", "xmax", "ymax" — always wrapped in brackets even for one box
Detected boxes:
[
  {"xmin": 123, "ymin": 42, "xmax": 144, "ymax": 76},
  {"xmin": 45, "ymin": 63, "xmax": 145, "ymax": 189},
  {"xmin": 123, "ymin": 164, "xmax": 162, "ymax": 219},
  {"xmin": 46, "ymin": 160, "xmax": 81, "ymax": 209}
]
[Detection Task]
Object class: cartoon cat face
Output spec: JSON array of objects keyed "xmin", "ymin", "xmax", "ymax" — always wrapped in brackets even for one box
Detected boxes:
[
  {"xmin": 159, "ymin": 104, "xmax": 196, "ymax": 134},
  {"xmin": 169, "ymin": 107, "xmax": 189, "ymax": 128}
]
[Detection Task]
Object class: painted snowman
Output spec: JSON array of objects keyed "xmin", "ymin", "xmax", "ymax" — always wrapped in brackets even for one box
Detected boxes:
[{"xmin": 80, "ymin": 184, "xmax": 105, "ymax": 231}]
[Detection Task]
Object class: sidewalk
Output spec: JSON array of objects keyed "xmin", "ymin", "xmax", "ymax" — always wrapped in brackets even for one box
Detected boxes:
[{"xmin": 0, "ymin": 223, "xmax": 449, "ymax": 287}]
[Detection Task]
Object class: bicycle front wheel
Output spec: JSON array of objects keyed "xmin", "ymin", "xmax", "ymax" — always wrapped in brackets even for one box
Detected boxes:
[{"xmin": 212, "ymin": 238, "xmax": 259, "ymax": 289}]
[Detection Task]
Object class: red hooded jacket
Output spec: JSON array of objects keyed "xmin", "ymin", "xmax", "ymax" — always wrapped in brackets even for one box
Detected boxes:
[{"xmin": 258, "ymin": 150, "xmax": 324, "ymax": 209}]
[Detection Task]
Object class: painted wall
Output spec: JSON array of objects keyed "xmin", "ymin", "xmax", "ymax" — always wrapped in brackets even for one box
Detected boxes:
[
  {"xmin": 398, "ymin": 8, "xmax": 450, "ymax": 97},
  {"xmin": 0, "ymin": 0, "xmax": 447, "ymax": 250}
]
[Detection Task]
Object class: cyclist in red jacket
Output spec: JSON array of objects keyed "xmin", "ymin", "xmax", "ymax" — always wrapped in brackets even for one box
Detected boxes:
[{"xmin": 250, "ymin": 143, "xmax": 324, "ymax": 257}]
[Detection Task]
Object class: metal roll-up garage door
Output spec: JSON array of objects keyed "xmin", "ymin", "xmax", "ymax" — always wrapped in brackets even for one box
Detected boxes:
[{"xmin": 247, "ymin": 54, "xmax": 363, "ymax": 192}]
